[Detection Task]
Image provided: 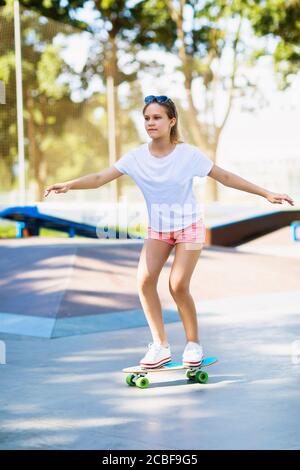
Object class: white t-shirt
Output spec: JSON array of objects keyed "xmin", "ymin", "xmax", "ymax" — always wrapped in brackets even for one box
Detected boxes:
[{"xmin": 113, "ymin": 142, "xmax": 213, "ymax": 232}]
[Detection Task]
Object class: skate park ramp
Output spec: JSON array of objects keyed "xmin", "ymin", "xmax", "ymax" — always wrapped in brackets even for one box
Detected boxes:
[
  {"xmin": 0, "ymin": 238, "xmax": 164, "ymax": 338},
  {"xmin": 0, "ymin": 214, "xmax": 299, "ymax": 338},
  {"xmin": 0, "ymin": 205, "xmax": 135, "ymax": 239}
]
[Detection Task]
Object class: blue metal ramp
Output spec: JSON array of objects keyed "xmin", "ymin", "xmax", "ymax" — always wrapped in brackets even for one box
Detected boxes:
[{"xmin": 0, "ymin": 205, "xmax": 134, "ymax": 239}]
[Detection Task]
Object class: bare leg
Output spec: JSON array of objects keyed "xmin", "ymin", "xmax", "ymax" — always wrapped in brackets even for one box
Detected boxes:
[
  {"xmin": 169, "ymin": 243, "xmax": 203, "ymax": 343},
  {"xmin": 137, "ymin": 239, "xmax": 174, "ymax": 345}
]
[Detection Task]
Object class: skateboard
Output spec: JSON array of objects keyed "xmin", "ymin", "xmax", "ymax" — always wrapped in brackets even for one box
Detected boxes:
[{"xmin": 123, "ymin": 356, "xmax": 217, "ymax": 389}]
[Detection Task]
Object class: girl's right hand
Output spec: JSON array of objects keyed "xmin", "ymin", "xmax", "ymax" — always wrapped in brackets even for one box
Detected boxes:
[{"xmin": 44, "ymin": 183, "xmax": 70, "ymax": 198}]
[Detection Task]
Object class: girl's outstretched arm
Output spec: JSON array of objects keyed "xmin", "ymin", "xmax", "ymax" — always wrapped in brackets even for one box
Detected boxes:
[
  {"xmin": 208, "ymin": 164, "xmax": 295, "ymax": 206},
  {"xmin": 44, "ymin": 166, "xmax": 123, "ymax": 198}
]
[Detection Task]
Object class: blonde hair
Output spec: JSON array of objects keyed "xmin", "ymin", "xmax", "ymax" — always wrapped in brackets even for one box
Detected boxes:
[{"xmin": 143, "ymin": 99, "xmax": 183, "ymax": 144}]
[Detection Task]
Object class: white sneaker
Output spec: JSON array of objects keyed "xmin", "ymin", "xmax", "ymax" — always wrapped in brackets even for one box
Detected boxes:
[
  {"xmin": 182, "ymin": 341, "xmax": 204, "ymax": 367},
  {"xmin": 140, "ymin": 343, "xmax": 172, "ymax": 369}
]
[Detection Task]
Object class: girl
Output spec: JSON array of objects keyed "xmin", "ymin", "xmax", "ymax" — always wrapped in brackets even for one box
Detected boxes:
[{"xmin": 44, "ymin": 95, "xmax": 294, "ymax": 369}]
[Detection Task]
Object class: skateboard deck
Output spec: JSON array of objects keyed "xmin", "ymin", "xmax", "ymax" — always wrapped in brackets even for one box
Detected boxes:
[{"xmin": 123, "ymin": 356, "xmax": 217, "ymax": 388}]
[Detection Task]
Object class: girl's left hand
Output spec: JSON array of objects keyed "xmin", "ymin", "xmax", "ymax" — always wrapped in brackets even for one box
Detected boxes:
[{"xmin": 266, "ymin": 191, "xmax": 294, "ymax": 206}]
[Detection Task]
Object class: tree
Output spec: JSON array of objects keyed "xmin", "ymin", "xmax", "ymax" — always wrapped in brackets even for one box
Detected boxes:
[
  {"xmin": 133, "ymin": 0, "xmax": 300, "ymax": 199},
  {"xmin": 9, "ymin": 0, "xmax": 299, "ymax": 202},
  {"xmin": 247, "ymin": 0, "xmax": 300, "ymax": 90},
  {"xmin": 18, "ymin": 0, "xmax": 146, "ymax": 200},
  {"xmin": 132, "ymin": 0, "xmax": 266, "ymax": 199},
  {"xmin": 0, "ymin": 1, "xmax": 19, "ymax": 190},
  {"xmin": 1, "ymin": 0, "xmax": 144, "ymax": 200},
  {"xmin": 0, "ymin": 1, "xmax": 111, "ymax": 199}
]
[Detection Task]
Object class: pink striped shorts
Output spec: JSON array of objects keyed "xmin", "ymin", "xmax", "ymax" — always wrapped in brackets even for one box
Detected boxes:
[{"xmin": 146, "ymin": 219, "xmax": 206, "ymax": 247}]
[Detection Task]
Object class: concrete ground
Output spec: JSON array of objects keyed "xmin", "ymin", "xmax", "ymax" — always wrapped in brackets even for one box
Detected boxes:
[{"xmin": 0, "ymin": 226, "xmax": 300, "ymax": 450}]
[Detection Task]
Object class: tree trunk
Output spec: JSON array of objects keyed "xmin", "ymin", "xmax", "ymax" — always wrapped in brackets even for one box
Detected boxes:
[{"xmin": 168, "ymin": 1, "xmax": 218, "ymax": 200}]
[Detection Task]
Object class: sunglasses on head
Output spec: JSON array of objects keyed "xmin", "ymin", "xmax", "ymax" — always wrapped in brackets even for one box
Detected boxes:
[{"xmin": 144, "ymin": 95, "xmax": 172, "ymax": 104}]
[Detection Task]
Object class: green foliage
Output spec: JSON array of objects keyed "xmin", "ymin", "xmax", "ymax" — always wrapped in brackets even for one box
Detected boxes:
[
  {"xmin": 247, "ymin": 0, "xmax": 300, "ymax": 88},
  {"xmin": 0, "ymin": 223, "xmax": 146, "ymax": 238},
  {"xmin": 0, "ymin": 52, "xmax": 15, "ymax": 82},
  {"xmin": 37, "ymin": 44, "xmax": 68, "ymax": 98},
  {"xmin": 1, "ymin": 0, "xmax": 299, "ymax": 198},
  {"xmin": 0, "ymin": 1, "xmax": 141, "ymax": 197},
  {"xmin": 19, "ymin": 0, "xmax": 91, "ymax": 31},
  {"xmin": 0, "ymin": 225, "xmax": 16, "ymax": 238}
]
